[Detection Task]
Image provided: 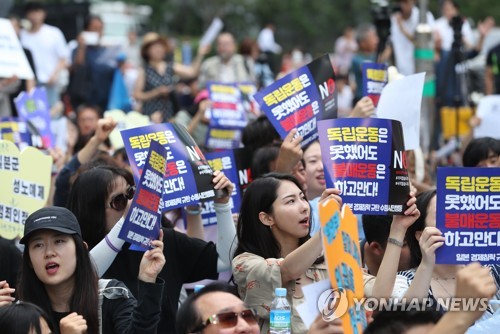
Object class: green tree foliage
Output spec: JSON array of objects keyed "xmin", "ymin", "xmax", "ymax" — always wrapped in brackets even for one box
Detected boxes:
[{"xmin": 13, "ymin": 0, "xmax": 500, "ymax": 54}]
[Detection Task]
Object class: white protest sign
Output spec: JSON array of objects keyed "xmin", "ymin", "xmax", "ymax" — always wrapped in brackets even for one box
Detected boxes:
[
  {"xmin": 474, "ymin": 95, "xmax": 500, "ymax": 139},
  {"xmin": 377, "ymin": 72, "xmax": 425, "ymax": 150},
  {"xmin": 0, "ymin": 18, "xmax": 35, "ymax": 80},
  {"xmin": 199, "ymin": 18, "xmax": 224, "ymax": 47},
  {"xmin": 104, "ymin": 110, "xmax": 150, "ymax": 149},
  {"xmin": 296, "ymin": 279, "xmax": 331, "ymax": 329}
]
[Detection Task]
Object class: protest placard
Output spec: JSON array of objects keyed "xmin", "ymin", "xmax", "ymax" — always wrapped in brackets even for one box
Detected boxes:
[
  {"xmin": 436, "ymin": 167, "xmax": 500, "ymax": 264},
  {"xmin": 195, "ymin": 148, "xmax": 251, "ymax": 226},
  {"xmin": 318, "ymin": 118, "xmax": 410, "ymax": 215},
  {"xmin": 104, "ymin": 109, "xmax": 151, "ymax": 149},
  {"xmin": 319, "ymin": 198, "xmax": 366, "ymax": 334},
  {"xmin": 253, "ymin": 54, "xmax": 337, "ymax": 148},
  {"xmin": 0, "ymin": 140, "xmax": 52, "ymax": 239},
  {"xmin": 474, "ymin": 95, "xmax": 500, "ymax": 139},
  {"xmin": 204, "ymin": 82, "xmax": 249, "ymax": 149},
  {"xmin": 377, "ymin": 73, "xmax": 425, "ymax": 150},
  {"xmin": 121, "ymin": 123, "xmax": 215, "ymax": 211},
  {"xmin": 362, "ymin": 62, "xmax": 387, "ymax": 107},
  {"xmin": 0, "ymin": 117, "xmax": 41, "ymax": 150},
  {"xmin": 119, "ymin": 140, "xmax": 165, "ymax": 249},
  {"xmin": 0, "ymin": 18, "xmax": 35, "ymax": 80},
  {"xmin": 14, "ymin": 87, "xmax": 54, "ymax": 149}
]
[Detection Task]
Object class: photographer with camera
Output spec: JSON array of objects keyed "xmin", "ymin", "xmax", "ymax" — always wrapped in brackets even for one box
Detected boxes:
[{"xmin": 432, "ymin": 0, "xmax": 493, "ymax": 151}]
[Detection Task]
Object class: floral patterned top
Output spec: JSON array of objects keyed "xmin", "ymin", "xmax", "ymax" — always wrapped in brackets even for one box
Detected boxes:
[{"xmin": 232, "ymin": 252, "xmax": 328, "ymax": 334}]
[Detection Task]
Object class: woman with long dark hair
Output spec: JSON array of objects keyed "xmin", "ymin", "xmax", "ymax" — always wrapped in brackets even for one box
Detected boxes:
[
  {"xmin": 3, "ymin": 206, "xmax": 165, "ymax": 334},
  {"xmin": 67, "ymin": 165, "xmax": 236, "ymax": 333},
  {"xmin": 0, "ymin": 302, "xmax": 54, "ymax": 334},
  {"xmin": 397, "ymin": 190, "xmax": 500, "ymax": 316},
  {"xmin": 233, "ymin": 173, "xmax": 420, "ymax": 333},
  {"xmin": 232, "ymin": 173, "xmax": 341, "ymax": 333},
  {"xmin": 67, "ymin": 165, "xmax": 134, "ymax": 250}
]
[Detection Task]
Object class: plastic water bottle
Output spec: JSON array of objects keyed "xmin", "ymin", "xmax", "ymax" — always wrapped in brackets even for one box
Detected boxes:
[{"xmin": 270, "ymin": 288, "xmax": 291, "ymax": 334}]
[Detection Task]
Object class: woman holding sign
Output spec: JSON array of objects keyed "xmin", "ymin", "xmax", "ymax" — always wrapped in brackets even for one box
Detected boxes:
[
  {"xmin": 232, "ymin": 173, "xmax": 421, "ymax": 333},
  {"xmin": 68, "ymin": 166, "xmax": 236, "ymax": 334},
  {"xmin": 232, "ymin": 173, "xmax": 342, "ymax": 333},
  {"xmin": 1, "ymin": 206, "xmax": 165, "ymax": 334},
  {"xmin": 397, "ymin": 190, "xmax": 500, "ymax": 316}
]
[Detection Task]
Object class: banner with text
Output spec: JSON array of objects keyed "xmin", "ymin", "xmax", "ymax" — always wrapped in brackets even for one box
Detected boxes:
[
  {"xmin": 14, "ymin": 87, "xmax": 53, "ymax": 149},
  {"xmin": 205, "ymin": 82, "xmax": 251, "ymax": 149},
  {"xmin": 436, "ymin": 167, "xmax": 500, "ymax": 264},
  {"xmin": 121, "ymin": 123, "xmax": 215, "ymax": 211},
  {"xmin": 318, "ymin": 118, "xmax": 410, "ymax": 215},
  {"xmin": 254, "ymin": 54, "xmax": 337, "ymax": 147},
  {"xmin": 119, "ymin": 140, "xmax": 165, "ymax": 249},
  {"xmin": 0, "ymin": 140, "xmax": 52, "ymax": 239},
  {"xmin": 195, "ymin": 148, "xmax": 253, "ymax": 226},
  {"xmin": 362, "ymin": 62, "xmax": 387, "ymax": 107},
  {"xmin": 0, "ymin": 117, "xmax": 42, "ymax": 150}
]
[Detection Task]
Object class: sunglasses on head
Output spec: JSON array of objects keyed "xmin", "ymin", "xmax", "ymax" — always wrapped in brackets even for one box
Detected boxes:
[
  {"xmin": 107, "ymin": 185, "xmax": 135, "ymax": 211},
  {"xmin": 194, "ymin": 309, "xmax": 258, "ymax": 332}
]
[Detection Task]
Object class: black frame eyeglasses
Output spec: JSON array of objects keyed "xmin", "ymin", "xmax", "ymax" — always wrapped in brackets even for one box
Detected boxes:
[
  {"xmin": 193, "ymin": 309, "xmax": 258, "ymax": 332},
  {"xmin": 107, "ymin": 185, "xmax": 136, "ymax": 211}
]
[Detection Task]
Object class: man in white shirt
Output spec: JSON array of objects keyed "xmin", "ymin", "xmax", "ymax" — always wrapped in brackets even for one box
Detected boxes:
[
  {"xmin": 390, "ymin": 0, "xmax": 435, "ymax": 76},
  {"xmin": 20, "ymin": 2, "xmax": 69, "ymax": 107},
  {"xmin": 257, "ymin": 24, "xmax": 282, "ymax": 55},
  {"xmin": 257, "ymin": 24, "xmax": 281, "ymax": 75},
  {"xmin": 433, "ymin": 0, "xmax": 474, "ymax": 53}
]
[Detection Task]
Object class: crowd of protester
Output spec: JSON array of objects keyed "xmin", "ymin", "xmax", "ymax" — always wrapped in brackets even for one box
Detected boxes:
[{"xmin": 1, "ymin": 0, "xmax": 500, "ymax": 333}]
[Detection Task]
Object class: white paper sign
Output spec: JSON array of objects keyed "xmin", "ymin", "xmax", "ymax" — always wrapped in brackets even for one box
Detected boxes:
[
  {"xmin": 199, "ymin": 18, "xmax": 224, "ymax": 47},
  {"xmin": 474, "ymin": 95, "xmax": 500, "ymax": 139},
  {"xmin": 296, "ymin": 279, "xmax": 331, "ymax": 329},
  {"xmin": 377, "ymin": 72, "xmax": 425, "ymax": 150},
  {"xmin": 0, "ymin": 18, "xmax": 35, "ymax": 80}
]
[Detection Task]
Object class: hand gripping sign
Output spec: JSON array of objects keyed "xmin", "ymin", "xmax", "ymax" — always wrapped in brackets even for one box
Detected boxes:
[
  {"xmin": 436, "ymin": 167, "xmax": 500, "ymax": 265},
  {"xmin": 121, "ymin": 123, "xmax": 216, "ymax": 211},
  {"xmin": 119, "ymin": 140, "xmax": 165, "ymax": 249},
  {"xmin": 318, "ymin": 118, "xmax": 410, "ymax": 215},
  {"xmin": 254, "ymin": 54, "xmax": 337, "ymax": 148}
]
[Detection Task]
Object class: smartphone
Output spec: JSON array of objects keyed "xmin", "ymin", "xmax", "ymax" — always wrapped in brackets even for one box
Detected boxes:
[{"xmin": 82, "ymin": 31, "xmax": 99, "ymax": 46}]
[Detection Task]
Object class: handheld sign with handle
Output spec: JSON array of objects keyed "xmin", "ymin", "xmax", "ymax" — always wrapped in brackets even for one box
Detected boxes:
[
  {"xmin": 119, "ymin": 140, "xmax": 165, "ymax": 249},
  {"xmin": 121, "ymin": 123, "xmax": 216, "ymax": 211},
  {"xmin": 362, "ymin": 62, "xmax": 387, "ymax": 108},
  {"xmin": 318, "ymin": 118, "xmax": 410, "ymax": 215},
  {"xmin": 319, "ymin": 198, "xmax": 366, "ymax": 334},
  {"xmin": 253, "ymin": 54, "xmax": 337, "ymax": 148},
  {"xmin": 436, "ymin": 167, "xmax": 500, "ymax": 265}
]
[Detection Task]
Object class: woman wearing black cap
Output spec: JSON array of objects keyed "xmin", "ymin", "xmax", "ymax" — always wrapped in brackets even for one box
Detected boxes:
[{"xmin": 0, "ymin": 206, "xmax": 166, "ymax": 334}]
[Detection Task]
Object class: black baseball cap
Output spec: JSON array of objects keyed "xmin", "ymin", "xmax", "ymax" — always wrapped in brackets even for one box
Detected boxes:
[{"xmin": 20, "ymin": 207, "xmax": 81, "ymax": 244}]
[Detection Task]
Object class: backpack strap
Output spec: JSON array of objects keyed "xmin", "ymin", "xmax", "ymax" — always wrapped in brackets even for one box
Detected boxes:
[{"xmin": 98, "ymin": 279, "xmax": 112, "ymax": 334}]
